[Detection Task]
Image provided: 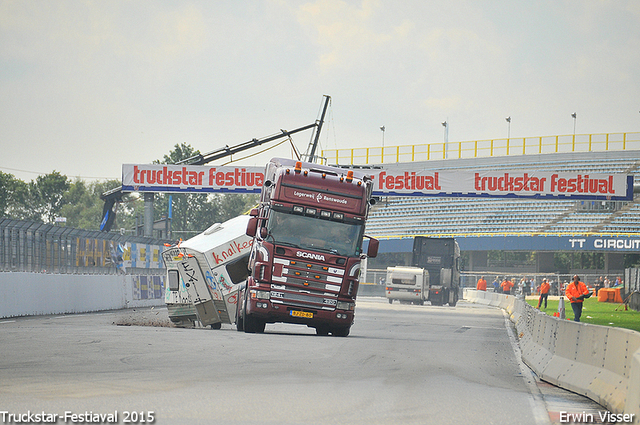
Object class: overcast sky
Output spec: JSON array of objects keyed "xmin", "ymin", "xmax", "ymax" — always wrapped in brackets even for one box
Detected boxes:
[{"xmin": 1, "ymin": 0, "xmax": 639, "ymax": 182}]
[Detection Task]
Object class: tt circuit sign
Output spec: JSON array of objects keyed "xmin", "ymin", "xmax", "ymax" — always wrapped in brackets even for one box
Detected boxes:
[{"xmin": 122, "ymin": 164, "xmax": 633, "ymax": 201}]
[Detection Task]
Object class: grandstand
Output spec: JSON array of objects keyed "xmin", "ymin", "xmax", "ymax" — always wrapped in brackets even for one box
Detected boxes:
[{"xmin": 327, "ymin": 140, "xmax": 640, "ymax": 277}]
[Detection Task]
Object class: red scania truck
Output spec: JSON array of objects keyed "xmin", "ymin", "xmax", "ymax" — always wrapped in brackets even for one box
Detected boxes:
[{"xmin": 238, "ymin": 158, "xmax": 379, "ymax": 336}]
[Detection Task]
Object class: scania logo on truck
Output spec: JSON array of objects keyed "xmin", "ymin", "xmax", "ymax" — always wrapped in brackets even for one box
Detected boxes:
[{"xmin": 296, "ymin": 251, "xmax": 325, "ymax": 261}]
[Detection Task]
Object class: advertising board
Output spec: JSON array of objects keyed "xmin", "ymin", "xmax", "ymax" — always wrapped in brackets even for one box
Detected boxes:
[{"xmin": 122, "ymin": 164, "xmax": 633, "ymax": 201}]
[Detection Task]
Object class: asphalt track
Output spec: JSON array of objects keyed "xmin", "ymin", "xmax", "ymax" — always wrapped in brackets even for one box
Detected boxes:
[{"xmin": 0, "ymin": 298, "xmax": 605, "ymax": 425}]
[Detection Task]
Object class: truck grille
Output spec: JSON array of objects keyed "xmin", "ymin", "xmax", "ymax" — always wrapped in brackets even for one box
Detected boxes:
[{"xmin": 271, "ymin": 257, "xmax": 344, "ymax": 310}]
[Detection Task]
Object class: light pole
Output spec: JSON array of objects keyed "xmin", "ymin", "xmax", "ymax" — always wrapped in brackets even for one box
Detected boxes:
[
  {"xmin": 380, "ymin": 126, "xmax": 385, "ymax": 162},
  {"xmin": 442, "ymin": 121, "xmax": 448, "ymax": 159},
  {"xmin": 505, "ymin": 116, "xmax": 511, "ymax": 140},
  {"xmin": 571, "ymin": 112, "xmax": 577, "ymax": 135}
]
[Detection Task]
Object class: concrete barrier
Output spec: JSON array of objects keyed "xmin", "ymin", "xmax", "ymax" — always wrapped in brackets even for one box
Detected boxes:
[
  {"xmin": 0, "ymin": 272, "xmax": 164, "ymax": 318},
  {"xmin": 465, "ymin": 289, "xmax": 640, "ymax": 422},
  {"xmin": 358, "ymin": 282, "xmax": 386, "ymax": 297}
]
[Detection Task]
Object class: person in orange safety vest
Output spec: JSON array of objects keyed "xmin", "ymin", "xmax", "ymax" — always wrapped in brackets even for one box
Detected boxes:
[
  {"xmin": 500, "ymin": 278, "xmax": 514, "ymax": 295},
  {"xmin": 537, "ymin": 279, "xmax": 550, "ymax": 309},
  {"xmin": 476, "ymin": 276, "xmax": 487, "ymax": 291},
  {"xmin": 565, "ymin": 274, "xmax": 591, "ymax": 322}
]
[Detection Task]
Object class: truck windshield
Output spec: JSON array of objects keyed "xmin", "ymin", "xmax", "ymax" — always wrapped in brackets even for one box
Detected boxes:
[{"xmin": 267, "ymin": 210, "xmax": 363, "ymax": 257}]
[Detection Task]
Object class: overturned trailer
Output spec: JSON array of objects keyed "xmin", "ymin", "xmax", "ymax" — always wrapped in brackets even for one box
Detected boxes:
[{"xmin": 162, "ymin": 215, "xmax": 253, "ymax": 328}]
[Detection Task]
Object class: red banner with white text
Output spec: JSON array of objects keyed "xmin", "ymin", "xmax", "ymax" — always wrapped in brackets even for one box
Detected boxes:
[{"xmin": 122, "ymin": 164, "xmax": 633, "ymax": 200}]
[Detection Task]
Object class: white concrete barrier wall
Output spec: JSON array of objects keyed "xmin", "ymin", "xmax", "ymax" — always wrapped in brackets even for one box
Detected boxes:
[
  {"xmin": 0, "ymin": 272, "xmax": 164, "ymax": 318},
  {"xmin": 464, "ymin": 289, "xmax": 640, "ymax": 422}
]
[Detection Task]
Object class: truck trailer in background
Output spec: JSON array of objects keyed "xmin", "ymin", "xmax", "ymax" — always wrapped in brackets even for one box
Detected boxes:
[{"xmin": 411, "ymin": 236, "xmax": 460, "ymax": 306}]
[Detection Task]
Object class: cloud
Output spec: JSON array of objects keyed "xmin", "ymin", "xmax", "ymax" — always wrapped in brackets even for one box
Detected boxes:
[{"xmin": 295, "ymin": 0, "xmax": 415, "ymax": 72}]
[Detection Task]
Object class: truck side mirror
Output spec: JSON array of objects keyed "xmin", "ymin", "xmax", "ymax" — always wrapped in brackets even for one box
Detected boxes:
[
  {"xmin": 367, "ymin": 237, "xmax": 379, "ymax": 258},
  {"xmin": 246, "ymin": 217, "xmax": 258, "ymax": 237},
  {"xmin": 260, "ymin": 227, "xmax": 268, "ymax": 239}
]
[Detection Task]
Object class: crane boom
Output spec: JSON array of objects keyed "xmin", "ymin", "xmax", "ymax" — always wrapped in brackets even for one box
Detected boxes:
[{"xmin": 100, "ymin": 96, "xmax": 332, "ymax": 232}]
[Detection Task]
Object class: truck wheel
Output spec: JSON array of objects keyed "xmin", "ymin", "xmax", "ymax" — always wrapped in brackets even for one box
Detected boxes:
[
  {"xmin": 331, "ymin": 326, "xmax": 350, "ymax": 337},
  {"xmin": 236, "ymin": 300, "xmax": 244, "ymax": 332},
  {"xmin": 315, "ymin": 326, "xmax": 330, "ymax": 336},
  {"xmin": 236, "ymin": 314, "xmax": 244, "ymax": 332},
  {"xmin": 448, "ymin": 290, "xmax": 458, "ymax": 307},
  {"xmin": 388, "ymin": 299, "xmax": 393, "ymax": 304},
  {"xmin": 244, "ymin": 311, "xmax": 265, "ymax": 333},
  {"xmin": 210, "ymin": 322, "xmax": 222, "ymax": 330}
]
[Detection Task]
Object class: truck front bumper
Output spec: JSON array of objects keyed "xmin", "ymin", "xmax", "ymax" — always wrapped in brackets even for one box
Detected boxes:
[{"xmin": 245, "ymin": 297, "xmax": 354, "ymax": 327}]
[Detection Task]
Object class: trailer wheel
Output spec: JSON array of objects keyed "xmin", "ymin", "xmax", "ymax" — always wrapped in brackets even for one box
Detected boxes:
[
  {"xmin": 388, "ymin": 299, "xmax": 393, "ymax": 304},
  {"xmin": 210, "ymin": 322, "xmax": 222, "ymax": 330},
  {"xmin": 331, "ymin": 326, "xmax": 350, "ymax": 337}
]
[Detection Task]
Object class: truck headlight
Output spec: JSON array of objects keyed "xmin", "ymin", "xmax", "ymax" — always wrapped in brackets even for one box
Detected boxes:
[
  {"xmin": 250, "ymin": 290, "xmax": 270, "ymax": 300},
  {"xmin": 336, "ymin": 301, "xmax": 354, "ymax": 311}
]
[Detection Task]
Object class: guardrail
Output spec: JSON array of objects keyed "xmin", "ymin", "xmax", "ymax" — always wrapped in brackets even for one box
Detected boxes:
[
  {"xmin": 323, "ymin": 132, "xmax": 640, "ymax": 165},
  {"xmin": 464, "ymin": 289, "xmax": 640, "ymax": 422},
  {"xmin": 0, "ymin": 218, "xmax": 168, "ymax": 274}
]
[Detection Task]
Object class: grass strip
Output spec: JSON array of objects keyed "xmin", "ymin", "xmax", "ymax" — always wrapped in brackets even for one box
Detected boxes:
[{"xmin": 526, "ymin": 297, "xmax": 640, "ymax": 333}]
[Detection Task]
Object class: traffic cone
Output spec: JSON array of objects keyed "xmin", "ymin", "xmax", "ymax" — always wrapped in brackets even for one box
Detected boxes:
[{"xmin": 558, "ymin": 297, "xmax": 566, "ymax": 320}]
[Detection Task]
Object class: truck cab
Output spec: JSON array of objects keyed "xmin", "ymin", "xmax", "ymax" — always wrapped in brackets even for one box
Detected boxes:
[
  {"xmin": 238, "ymin": 158, "xmax": 378, "ymax": 336},
  {"xmin": 412, "ymin": 236, "xmax": 460, "ymax": 306}
]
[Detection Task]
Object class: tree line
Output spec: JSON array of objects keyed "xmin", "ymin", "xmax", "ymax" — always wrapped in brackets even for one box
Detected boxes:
[{"xmin": 0, "ymin": 143, "xmax": 258, "ymax": 237}]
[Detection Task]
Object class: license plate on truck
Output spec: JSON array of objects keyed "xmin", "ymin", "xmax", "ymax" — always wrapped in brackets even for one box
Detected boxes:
[{"xmin": 290, "ymin": 310, "xmax": 313, "ymax": 319}]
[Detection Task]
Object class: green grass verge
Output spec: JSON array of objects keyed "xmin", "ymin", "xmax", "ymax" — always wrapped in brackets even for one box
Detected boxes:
[{"xmin": 526, "ymin": 297, "xmax": 640, "ymax": 333}]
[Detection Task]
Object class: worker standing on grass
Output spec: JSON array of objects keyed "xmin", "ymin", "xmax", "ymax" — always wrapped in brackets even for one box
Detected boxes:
[
  {"xmin": 565, "ymin": 275, "xmax": 591, "ymax": 322},
  {"xmin": 537, "ymin": 279, "xmax": 550, "ymax": 309},
  {"xmin": 476, "ymin": 276, "xmax": 487, "ymax": 291}
]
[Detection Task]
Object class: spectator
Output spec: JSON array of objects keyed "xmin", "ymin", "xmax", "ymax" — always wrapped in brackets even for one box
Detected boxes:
[
  {"xmin": 518, "ymin": 278, "xmax": 525, "ymax": 295},
  {"xmin": 476, "ymin": 276, "xmax": 487, "ymax": 291},
  {"xmin": 492, "ymin": 276, "xmax": 500, "ymax": 292},
  {"xmin": 595, "ymin": 276, "xmax": 603, "ymax": 296},
  {"xmin": 566, "ymin": 275, "xmax": 591, "ymax": 322}
]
